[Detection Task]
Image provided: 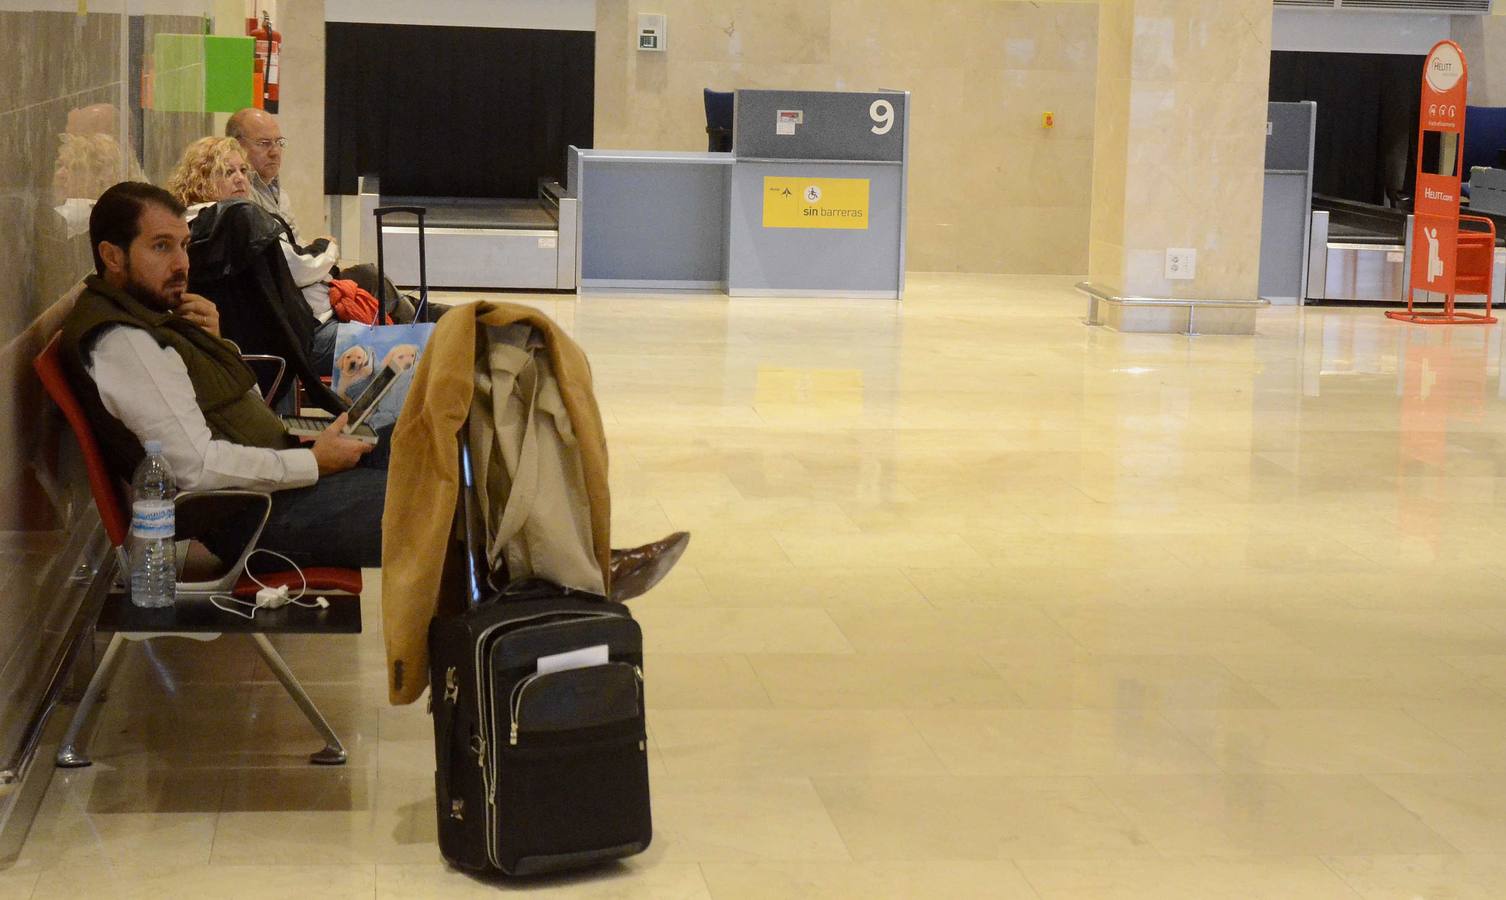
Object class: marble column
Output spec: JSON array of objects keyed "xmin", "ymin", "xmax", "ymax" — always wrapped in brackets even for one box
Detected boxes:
[
  {"xmin": 275, "ymin": 0, "xmax": 327, "ymax": 237},
  {"xmin": 1087, "ymin": 0, "xmax": 1274, "ymax": 334},
  {"xmin": 1452, "ymin": 10, "xmax": 1506, "ymax": 108}
]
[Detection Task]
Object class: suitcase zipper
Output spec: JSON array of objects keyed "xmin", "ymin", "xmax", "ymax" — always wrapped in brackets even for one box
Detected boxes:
[
  {"xmin": 472, "ymin": 734, "xmax": 490, "ymax": 799},
  {"xmin": 509, "ymin": 663, "xmax": 643, "ymax": 746},
  {"xmin": 472, "ymin": 610, "xmax": 621, "ymax": 757},
  {"xmin": 443, "ymin": 667, "xmax": 460, "ymax": 705}
]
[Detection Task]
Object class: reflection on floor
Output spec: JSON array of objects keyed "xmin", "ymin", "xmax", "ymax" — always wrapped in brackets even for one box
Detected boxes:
[{"xmin": 11, "ymin": 274, "xmax": 1506, "ymax": 898}]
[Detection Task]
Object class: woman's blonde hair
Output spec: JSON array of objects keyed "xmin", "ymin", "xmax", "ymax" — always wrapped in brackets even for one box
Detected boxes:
[
  {"xmin": 167, "ymin": 136, "xmax": 246, "ymax": 206},
  {"xmin": 53, "ymin": 132, "xmax": 128, "ymax": 202}
]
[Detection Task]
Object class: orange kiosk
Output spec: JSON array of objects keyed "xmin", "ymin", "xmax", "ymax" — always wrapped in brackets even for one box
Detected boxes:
[{"xmin": 1388, "ymin": 40, "xmax": 1498, "ymax": 326}]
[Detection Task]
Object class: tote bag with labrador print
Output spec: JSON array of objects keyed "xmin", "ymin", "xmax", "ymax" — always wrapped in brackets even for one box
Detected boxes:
[{"xmin": 331, "ymin": 321, "xmax": 435, "ymax": 429}]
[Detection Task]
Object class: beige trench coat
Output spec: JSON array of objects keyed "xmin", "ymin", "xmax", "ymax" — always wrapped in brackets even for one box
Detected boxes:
[{"xmin": 380, "ymin": 302, "xmax": 610, "ymax": 705}]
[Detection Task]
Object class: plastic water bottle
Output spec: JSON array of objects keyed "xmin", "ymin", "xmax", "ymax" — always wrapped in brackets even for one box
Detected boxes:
[{"xmin": 128, "ymin": 440, "xmax": 177, "ymax": 608}]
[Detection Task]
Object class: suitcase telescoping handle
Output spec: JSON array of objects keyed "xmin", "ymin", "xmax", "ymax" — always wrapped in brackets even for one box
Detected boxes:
[
  {"xmin": 372, "ymin": 205, "xmax": 429, "ymax": 322},
  {"xmin": 458, "ymin": 440, "xmax": 486, "ymax": 608}
]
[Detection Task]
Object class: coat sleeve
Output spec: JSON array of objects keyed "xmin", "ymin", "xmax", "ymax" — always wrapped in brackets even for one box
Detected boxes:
[{"xmin": 380, "ymin": 308, "xmax": 477, "ymax": 704}]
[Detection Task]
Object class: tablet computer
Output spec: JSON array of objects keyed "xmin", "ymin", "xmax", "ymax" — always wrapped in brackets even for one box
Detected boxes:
[{"xmin": 282, "ymin": 362, "xmax": 401, "ymax": 445}]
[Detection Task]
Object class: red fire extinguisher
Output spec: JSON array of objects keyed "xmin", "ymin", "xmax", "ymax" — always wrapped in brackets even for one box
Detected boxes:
[{"xmin": 247, "ymin": 11, "xmax": 281, "ymax": 113}]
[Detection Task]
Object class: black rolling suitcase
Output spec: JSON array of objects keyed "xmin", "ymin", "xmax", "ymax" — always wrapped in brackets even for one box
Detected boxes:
[
  {"xmin": 428, "ymin": 446, "xmax": 651, "ymax": 876},
  {"xmin": 371, "ymin": 204, "xmax": 438, "ymax": 323}
]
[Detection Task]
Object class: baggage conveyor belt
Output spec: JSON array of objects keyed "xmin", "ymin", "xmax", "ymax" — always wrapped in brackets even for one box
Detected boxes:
[
  {"xmin": 355, "ymin": 179, "xmax": 577, "ymax": 291},
  {"xmin": 1307, "ymin": 195, "xmax": 1506, "ymax": 305}
]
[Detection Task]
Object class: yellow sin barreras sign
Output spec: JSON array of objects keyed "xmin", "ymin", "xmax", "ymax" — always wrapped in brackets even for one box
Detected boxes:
[{"xmin": 763, "ymin": 176, "xmax": 871, "ymax": 230}]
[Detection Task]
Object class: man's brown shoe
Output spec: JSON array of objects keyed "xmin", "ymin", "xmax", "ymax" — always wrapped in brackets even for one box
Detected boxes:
[{"xmin": 609, "ymin": 532, "xmax": 690, "ymax": 602}]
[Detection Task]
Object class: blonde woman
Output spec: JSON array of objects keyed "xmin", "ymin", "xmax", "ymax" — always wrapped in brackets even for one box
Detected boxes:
[
  {"xmin": 167, "ymin": 136, "xmax": 254, "ymax": 212},
  {"xmin": 170, "ymin": 135, "xmax": 345, "ymax": 369}
]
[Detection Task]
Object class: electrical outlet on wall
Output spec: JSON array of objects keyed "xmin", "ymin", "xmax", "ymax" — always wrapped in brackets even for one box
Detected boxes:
[{"xmin": 1165, "ymin": 248, "xmax": 1197, "ymax": 281}]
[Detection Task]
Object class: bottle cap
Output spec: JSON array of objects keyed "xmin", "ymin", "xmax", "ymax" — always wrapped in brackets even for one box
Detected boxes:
[{"xmin": 144, "ymin": 440, "xmax": 162, "ymax": 455}]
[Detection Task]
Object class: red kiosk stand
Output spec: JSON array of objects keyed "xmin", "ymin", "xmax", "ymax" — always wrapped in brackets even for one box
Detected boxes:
[{"xmin": 1388, "ymin": 40, "xmax": 1498, "ymax": 326}]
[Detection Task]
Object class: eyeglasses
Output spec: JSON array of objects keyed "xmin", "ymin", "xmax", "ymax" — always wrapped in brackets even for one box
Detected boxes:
[{"xmin": 246, "ymin": 138, "xmax": 288, "ymax": 150}]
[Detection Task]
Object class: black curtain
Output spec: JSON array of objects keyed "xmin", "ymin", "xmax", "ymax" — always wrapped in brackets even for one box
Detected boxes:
[
  {"xmin": 1269, "ymin": 51, "xmax": 1424, "ymax": 206},
  {"xmin": 324, "ymin": 23, "xmax": 594, "ymax": 198}
]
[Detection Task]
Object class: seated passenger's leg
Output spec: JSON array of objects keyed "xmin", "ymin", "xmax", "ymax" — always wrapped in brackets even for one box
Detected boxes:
[
  {"xmin": 336, "ymin": 263, "xmax": 414, "ymax": 322},
  {"xmin": 310, "ymin": 318, "xmax": 340, "ymax": 375},
  {"xmin": 258, "ymin": 467, "xmax": 386, "ymax": 569},
  {"xmin": 338, "ymin": 263, "xmax": 452, "ymax": 323}
]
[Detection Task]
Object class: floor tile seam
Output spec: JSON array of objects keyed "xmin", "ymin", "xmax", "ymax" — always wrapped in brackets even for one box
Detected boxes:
[
  {"xmin": 1000, "ymin": 858, "xmax": 1048, "ymax": 900},
  {"xmin": 1313, "ymin": 854, "xmax": 1379, "ymax": 896},
  {"xmin": 657, "ymin": 560, "xmax": 714, "ymax": 605},
  {"xmin": 760, "ymin": 530, "xmax": 802, "ymax": 571},
  {"xmin": 733, "ymin": 651, "xmax": 779, "ymax": 708},
  {"xmin": 783, "ymin": 776, "xmax": 859, "ymax": 865},
  {"xmin": 14, "ymin": 871, "xmax": 39, "ymax": 900},
  {"xmin": 1396, "ymin": 702, "xmax": 1506, "ymax": 760},
  {"xmin": 896, "ymin": 709, "xmax": 962, "ymax": 777},
  {"xmin": 816, "ymin": 608, "xmax": 902, "ymax": 658},
  {"xmin": 1075, "ymin": 773, "xmax": 1178, "ymax": 860},
  {"xmin": 1139, "ymin": 707, "xmax": 1228, "ymax": 774},
  {"xmin": 1465, "ymin": 608, "xmax": 1506, "ymax": 640},
  {"xmin": 1354, "ymin": 773, "xmax": 1469, "ymax": 855},
  {"xmin": 1084, "ymin": 770, "xmax": 1469, "ymax": 866},
  {"xmin": 690, "ymin": 861, "xmax": 722, "ymax": 899},
  {"xmin": 1029, "ymin": 605, "xmax": 1106, "ymax": 659},
  {"xmin": 742, "ymin": 654, "xmax": 809, "ymax": 713},
  {"xmin": 1201, "ymin": 655, "xmax": 1283, "ymax": 709},
  {"xmin": 1011, "ymin": 854, "xmax": 1366, "ymax": 896},
  {"xmin": 1314, "ymin": 852, "xmax": 1446, "ymax": 900},
  {"xmin": 893, "ymin": 568, "xmax": 943, "ymax": 611},
  {"xmin": 1431, "ymin": 659, "xmax": 1506, "ymax": 702}
]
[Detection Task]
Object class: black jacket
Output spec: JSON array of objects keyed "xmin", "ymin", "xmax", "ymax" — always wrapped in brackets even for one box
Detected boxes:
[{"xmin": 187, "ymin": 199, "xmax": 345, "ymax": 413}]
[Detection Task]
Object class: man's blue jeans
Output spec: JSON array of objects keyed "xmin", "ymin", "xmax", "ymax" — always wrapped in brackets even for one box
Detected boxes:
[{"xmin": 208, "ymin": 424, "xmax": 393, "ymax": 571}]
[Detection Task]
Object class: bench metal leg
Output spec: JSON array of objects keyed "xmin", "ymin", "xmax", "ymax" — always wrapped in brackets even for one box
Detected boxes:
[
  {"xmin": 250, "ymin": 634, "xmax": 347, "ymax": 765},
  {"xmin": 55, "ymin": 633, "xmax": 129, "ymax": 768}
]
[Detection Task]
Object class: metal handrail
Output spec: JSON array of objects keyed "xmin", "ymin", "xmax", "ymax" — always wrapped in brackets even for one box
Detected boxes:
[
  {"xmin": 1076, "ymin": 282, "xmax": 1270, "ymax": 334},
  {"xmin": 1074, "ymin": 282, "xmax": 1271, "ymax": 308}
]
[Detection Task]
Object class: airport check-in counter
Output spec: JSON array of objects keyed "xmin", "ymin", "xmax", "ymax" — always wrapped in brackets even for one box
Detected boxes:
[{"xmin": 569, "ymin": 89, "xmax": 910, "ymax": 299}]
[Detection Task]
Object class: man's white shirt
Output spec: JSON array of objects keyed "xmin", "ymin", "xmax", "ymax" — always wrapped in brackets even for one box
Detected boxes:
[{"xmin": 86, "ymin": 325, "xmax": 317, "ymax": 492}]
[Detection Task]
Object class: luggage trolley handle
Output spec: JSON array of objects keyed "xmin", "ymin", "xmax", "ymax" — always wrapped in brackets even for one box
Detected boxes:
[{"xmin": 372, "ymin": 205, "xmax": 429, "ymax": 322}]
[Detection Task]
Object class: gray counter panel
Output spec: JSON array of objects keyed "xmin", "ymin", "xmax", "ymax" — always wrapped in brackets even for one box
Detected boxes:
[
  {"xmin": 728, "ymin": 161, "xmax": 903, "ymax": 296},
  {"xmin": 579, "ymin": 160, "xmax": 731, "ymax": 286},
  {"xmin": 1260, "ymin": 172, "xmax": 1309, "ymax": 303},
  {"xmin": 734, "ymin": 89, "xmax": 907, "ymax": 162}
]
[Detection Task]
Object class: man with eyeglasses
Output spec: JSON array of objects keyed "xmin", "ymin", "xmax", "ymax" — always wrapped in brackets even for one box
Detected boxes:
[{"xmin": 226, "ymin": 107, "xmax": 299, "ymax": 240}]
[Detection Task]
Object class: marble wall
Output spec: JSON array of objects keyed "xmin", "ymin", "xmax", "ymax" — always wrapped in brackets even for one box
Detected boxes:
[
  {"xmin": 595, "ymin": 0, "xmax": 1100, "ymax": 275},
  {"xmin": 1, "ymin": 10, "xmax": 122, "ymax": 323},
  {"xmin": 0, "ymin": 1, "xmax": 217, "ymax": 772},
  {"xmin": 2, "ymin": 6, "xmax": 219, "ymax": 329},
  {"xmin": 1453, "ymin": 10, "xmax": 1506, "ymax": 108},
  {"xmin": 1088, "ymin": 0, "xmax": 1273, "ymax": 303}
]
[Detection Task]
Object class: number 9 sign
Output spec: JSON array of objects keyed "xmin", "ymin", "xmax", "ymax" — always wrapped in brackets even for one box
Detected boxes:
[{"xmin": 870, "ymin": 99, "xmax": 895, "ymax": 136}]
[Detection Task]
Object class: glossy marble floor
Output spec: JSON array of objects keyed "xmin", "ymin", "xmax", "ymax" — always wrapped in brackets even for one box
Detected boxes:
[{"xmin": 11, "ymin": 275, "xmax": 1506, "ymax": 898}]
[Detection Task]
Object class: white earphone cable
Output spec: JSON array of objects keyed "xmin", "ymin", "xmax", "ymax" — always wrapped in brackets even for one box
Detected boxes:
[{"xmin": 208, "ymin": 549, "xmax": 327, "ymax": 620}]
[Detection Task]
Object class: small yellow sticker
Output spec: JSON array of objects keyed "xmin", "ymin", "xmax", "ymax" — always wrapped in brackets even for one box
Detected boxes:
[{"xmin": 763, "ymin": 177, "xmax": 870, "ymax": 230}]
